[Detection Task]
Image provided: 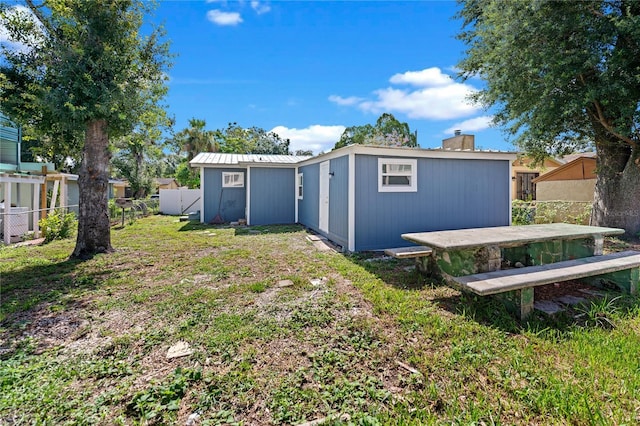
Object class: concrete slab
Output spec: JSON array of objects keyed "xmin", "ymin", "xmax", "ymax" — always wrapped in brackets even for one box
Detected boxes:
[
  {"xmin": 556, "ymin": 295, "xmax": 588, "ymax": 306},
  {"xmin": 534, "ymin": 300, "xmax": 564, "ymax": 314}
]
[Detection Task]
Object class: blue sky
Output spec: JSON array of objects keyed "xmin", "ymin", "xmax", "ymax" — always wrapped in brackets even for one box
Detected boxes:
[
  {"xmin": 154, "ymin": 0, "xmax": 514, "ymax": 154},
  {"xmin": 0, "ymin": 1, "xmax": 515, "ymax": 154}
]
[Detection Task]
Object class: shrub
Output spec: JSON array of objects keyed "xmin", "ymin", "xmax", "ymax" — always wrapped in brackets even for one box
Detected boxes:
[
  {"xmin": 512, "ymin": 200, "xmax": 535, "ymax": 225},
  {"xmin": 511, "ymin": 200, "xmax": 592, "ymax": 225},
  {"xmin": 39, "ymin": 209, "xmax": 77, "ymax": 243}
]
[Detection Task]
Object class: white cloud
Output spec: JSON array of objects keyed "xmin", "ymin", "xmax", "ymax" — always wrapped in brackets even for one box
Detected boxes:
[
  {"xmin": 331, "ymin": 67, "xmax": 481, "ymax": 121},
  {"xmin": 443, "ymin": 116, "xmax": 494, "ymax": 135},
  {"xmin": 328, "ymin": 95, "xmax": 365, "ymax": 106},
  {"xmin": 389, "ymin": 67, "xmax": 454, "ymax": 87},
  {"xmin": 270, "ymin": 125, "xmax": 346, "ymax": 154},
  {"xmin": 251, "ymin": 1, "xmax": 271, "ymax": 15},
  {"xmin": 359, "ymin": 84, "xmax": 479, "ymax": 120},
  {"xmin": 206, "ymin": 10, "xmax": 243, "ymax": 26}
]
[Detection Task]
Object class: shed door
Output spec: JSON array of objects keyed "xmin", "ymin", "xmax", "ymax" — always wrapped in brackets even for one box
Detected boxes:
[{"xmin": 319, "ymin": 161, "xmax": 330, "ymax": 233}]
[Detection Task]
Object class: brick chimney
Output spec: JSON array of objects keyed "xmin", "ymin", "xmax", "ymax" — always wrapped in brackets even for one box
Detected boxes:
[{"xmin": 442, "ymin": 130, "xmax": 475, "ymax": 150}]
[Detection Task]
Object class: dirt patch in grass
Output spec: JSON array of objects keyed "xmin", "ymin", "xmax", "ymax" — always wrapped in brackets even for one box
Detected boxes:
[{"xmin": 534, "ymin": 280, "xmax": 600, "ymax": 301}]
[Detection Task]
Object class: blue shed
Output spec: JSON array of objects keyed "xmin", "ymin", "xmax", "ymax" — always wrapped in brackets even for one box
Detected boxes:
[
  {"xmin": 189, "ymin": 153, "xmax": 310, "ymax": 226},
  {"xmin": 191, "ymin": 145, "xmax": 516, "ymax": 251}
]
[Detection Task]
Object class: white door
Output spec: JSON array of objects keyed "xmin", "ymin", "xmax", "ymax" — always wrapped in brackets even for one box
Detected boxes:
[{"xmin": 319, "ymin": 161, "xmax": 330, "ymax": 233}]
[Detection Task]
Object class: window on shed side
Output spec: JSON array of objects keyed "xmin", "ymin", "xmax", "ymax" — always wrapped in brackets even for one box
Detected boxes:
[
  {"xmin": 222, "ymin": 172, "xmax": 244, "ymax": 188},
  {"xmin": 297, "ymin": 173, "xmax": 303, "ymax": 199},
  {"xmin": 378, "ymin": 158, "xmax": 417, "ymax": 192}
]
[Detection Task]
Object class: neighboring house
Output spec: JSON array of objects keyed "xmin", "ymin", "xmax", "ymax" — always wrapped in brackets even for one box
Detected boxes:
[
  {"xmin": 532, "ymin": 156, "xmax": 596, "ymax": 202},
  {"xmin": 110, "ymin": 180, "xmax": 127, "ymax": 199},
  {"xmin": 191, "ymin": 140, "xmax": 516, "ymax": 251},
  {"xmin": 155, "ymin": 177, "xmax": 180, "ymax": 191},
  {"xmin": 45, "ymin": 173, "xmax": 80, "ymax": 215},
  {"xmin": 1, "ymin": 114, "xmax": 53, "ymax": 243},
  {"xmin": 511, "ymin": 156, "xmax": 563, "ymax": 200}
]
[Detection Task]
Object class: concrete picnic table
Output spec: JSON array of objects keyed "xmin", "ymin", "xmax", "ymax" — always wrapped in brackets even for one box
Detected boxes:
[
  {"xmin": 402, "ymin": 223, "xmax": 625, "ymax": 277},
  {"xmin": 402, "ymin": 223, "xmax": 630, "ymax": 319}
]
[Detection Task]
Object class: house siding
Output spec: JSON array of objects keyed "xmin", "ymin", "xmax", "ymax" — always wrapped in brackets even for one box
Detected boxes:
[
  {"xmin": 249, "ymin": 167, "xmax": 295, "ymax": 225},
  {"xmin": 297, "ymin": 157, "xmax": 350, "ymax": 248},
  {"xmin": 328, "ymin": 155, "xmax": 349, "ymax": 247},
  {"xmin": 354, "ymin": 155, "xmax": 510, "ymax": 251},
  {"xmin": 203, "ymin": 167, "xmax": 246, "ymax": 223},
  {"xmin": 297, "ymin": 163, "xmax": 319, "ymax": 229},
  {"xmin": 0, "ymin": 117, "xmax": 19, "ymax": 166}
]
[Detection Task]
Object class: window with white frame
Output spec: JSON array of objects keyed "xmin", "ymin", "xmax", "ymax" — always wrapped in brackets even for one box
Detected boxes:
[
  {"xmin": 222, "ymin": 171, "xmax": 244, "ymax": 188},
  {"xmin": 297, "ymin": 173, "xmax": 303, "ymax": 199},
  {"xmin": 378, "ymin": 158, "xmax": 417, "ymax": 192}
]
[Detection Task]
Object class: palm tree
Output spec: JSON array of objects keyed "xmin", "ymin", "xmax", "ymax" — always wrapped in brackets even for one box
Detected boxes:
[{"xmin": 174, "ymin": 118, "xmax": 218, "ymax": 161}]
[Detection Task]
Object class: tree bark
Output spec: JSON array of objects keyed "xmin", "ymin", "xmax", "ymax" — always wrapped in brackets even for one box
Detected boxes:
[
  {"xmin": 72, "ymin": 119, "xmax": 113, "ymax": 258},
  {"xmin": 591, "ymin": 133, "xmax": 640, "ymax": 238}
]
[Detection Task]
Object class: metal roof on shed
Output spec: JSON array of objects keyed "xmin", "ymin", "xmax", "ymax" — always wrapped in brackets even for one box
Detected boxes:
[{"xmin": 190, "ymin": 153, "xmax": 311, "ymax": 167}]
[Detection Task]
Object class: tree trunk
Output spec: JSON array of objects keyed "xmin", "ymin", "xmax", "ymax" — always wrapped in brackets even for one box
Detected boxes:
[
  {"xmin": 72, "ymin": 119, "xmax": 113, "ymax": 258},
  {"xmin": 591, "ymin": 140, "xmax": 640, "ymax": 239}
]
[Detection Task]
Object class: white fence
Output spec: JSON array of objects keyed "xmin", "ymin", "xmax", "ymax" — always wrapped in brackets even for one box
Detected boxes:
[{"xmin": 159, "ymin": 189, "xmax": 201, "ymax": 216}]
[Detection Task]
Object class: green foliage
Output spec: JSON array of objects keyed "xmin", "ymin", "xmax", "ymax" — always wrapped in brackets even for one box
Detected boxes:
[
  {"xmin": 534, "ymin": 201, "xmax": 592, "ymax": 225},
  {"xmin": 111, "ymin": 101, "xmax": 173, "ymax": 199},
  {"xmin": 334, "ymin": 113, "xmax": 418, "ymax": 150},
  {"xmin": 175, "ymin": 161, "xmax": 200, "ymax": 188},
  {"xmin": 576, "ymin": 296, "xmax": 621, "ymax": 329},
  {"xmin": 171, "ymin": 118, "xmax": 218, "ymax": 161},
  {"xmin": 39, "ymin": 209, "xmax": 76, "ymax": 243},
  {"xmin": 512, "ymin": 200, "xmax": 592, "ymax": 225},
  {"xmin": 216, "ymin": 122, "xmax": 290, "ymax": 155},
  {"xmin": 0, "ymin": 0, "xmax": 172, "ymax": 258},
  {"xmin": 0, "ymin": 1, "xmax": 172, "ymax": 138},
  {"xmin": 457, "ymin": 0, "xmax": 639, "ymax": 157},
  {"xmin": 128, "ymin": 368, "xmax": 202, "ymax": 422},
  {"xmin": 511, "ymin": 200, "xmax": 535, "ymax": 225}
]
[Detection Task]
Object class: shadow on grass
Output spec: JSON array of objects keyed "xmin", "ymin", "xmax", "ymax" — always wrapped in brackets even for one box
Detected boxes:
[
  {"xmin": 0, "ymin": 257, "xmax": 105, "ymax": 333},
  {"xmin": 177, "ymin": 220, "xmax": 305, "ymax": 236},
  {"xmin": 430, "ymin": 285, "xmax": 640, "ymax": 335},
  {"xmin": 345, "ymin": 252, "xmax": 437, "ymax": 291},
  {"xmin": 343, "ymin": 251, "xmax": 640, "ymax": 335}
]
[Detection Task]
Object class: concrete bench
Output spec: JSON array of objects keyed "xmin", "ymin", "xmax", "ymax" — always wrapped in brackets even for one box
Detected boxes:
[
  {"xmin": 452, "ymin": 250, "xmax": 640, "ymax": 319},
  {"xmin": 384, "ymin": 246, "xmax": 433, "ymax": 259}
]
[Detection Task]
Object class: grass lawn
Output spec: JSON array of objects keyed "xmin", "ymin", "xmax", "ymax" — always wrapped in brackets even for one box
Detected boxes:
[{"xmin": 2, "ymin": 215, "xmax": 640, "ymax": 425}]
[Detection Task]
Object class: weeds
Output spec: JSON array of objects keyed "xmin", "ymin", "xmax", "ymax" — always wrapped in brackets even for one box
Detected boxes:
[
  {"xmin": 575, "ymin": 295, "xmax": 621, "ymax": 329},
  {"xmin": 127, "ymin": 368, "xmax": 202, "ymax": 422}
]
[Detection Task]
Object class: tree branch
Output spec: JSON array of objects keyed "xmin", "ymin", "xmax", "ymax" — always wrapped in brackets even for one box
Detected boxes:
[
  {"xmin": 24, "ymin": 0, "xmax": 56, "ymax": 40},
  {"xmin": 591, "ymin": 100, "xmax": 638, "ymax": 148}
]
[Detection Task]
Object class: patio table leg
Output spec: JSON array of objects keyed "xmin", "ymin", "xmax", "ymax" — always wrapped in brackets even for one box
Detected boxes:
[{"xmin": 495, "ymin": 287, "xmax": 535, "ymax": 320}]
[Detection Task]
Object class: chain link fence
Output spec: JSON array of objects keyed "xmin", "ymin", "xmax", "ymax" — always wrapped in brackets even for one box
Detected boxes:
[
  {"xmin": 1, "ymin": 200, "xmax": 161, "ymax": 244},
  {"xmin": 0, "ymin": 205, "xmax": 79, "ymax": 244}
]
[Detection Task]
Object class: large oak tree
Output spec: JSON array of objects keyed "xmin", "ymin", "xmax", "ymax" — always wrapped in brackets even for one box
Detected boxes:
[
  {"xmin": 0, "ymin": 0, "xmax": 171, "ymax": 257},
  {"xmin": 457, "ymin": 0, "xmax": 640, "ymax": 237}
]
